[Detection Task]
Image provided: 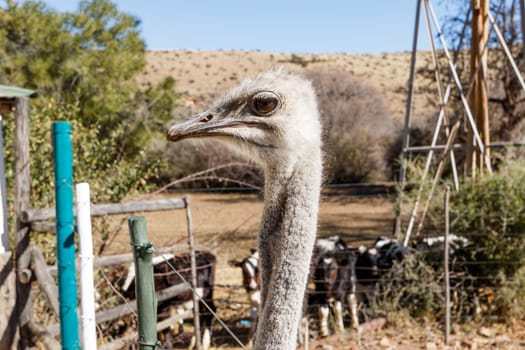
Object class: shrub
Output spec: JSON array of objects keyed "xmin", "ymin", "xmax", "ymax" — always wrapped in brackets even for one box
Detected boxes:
[
  {"xmin": 157, "ymin": 140, "xmax": 262, "ymax": 190},
  {"xmin": 394, "ymin": 158, "xmax": 525, "ymax": 321},
  {"xmin": 450, "ymin": 159, "xmax": 525, "ymax": 280},
  {"xmin": 374, "ymin": 253, "xmax": 445, "ymax": 319},
  {"xmin": 304, "ymin": 67, "xmax": 400, "ymax": 183},
  {"xmin": 495, "ymin": 266, "xmax": 525, "ymax": 319}
]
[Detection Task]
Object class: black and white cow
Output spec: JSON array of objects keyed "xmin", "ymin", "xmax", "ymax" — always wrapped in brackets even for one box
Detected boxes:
[
  {"xmin": 122, "ymin": 251, "xmax": 217, "ymax": 350},
  {"xmin": 311, "ymin": 236, "xmax": 359, "ymax": 337},
  {"xmin": 230, "ymin": 249, "xmax": 260, "ymax": 346},
  {"xmin": 413, "ymin": 234, "xmax": 470, "ymax": 269},
  {"xmin": 354, "ymin": 236, "xmax": 407, "ymax": 305}
]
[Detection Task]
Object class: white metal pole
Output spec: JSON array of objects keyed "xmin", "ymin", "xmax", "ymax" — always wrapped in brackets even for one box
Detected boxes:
[
  {"xmin": 444, "ymin": 186, "xmax": 451, "ymax": 344},
  {"xmin": 76, "ymin": 182, "xmax": 97, "ymax": 349}
]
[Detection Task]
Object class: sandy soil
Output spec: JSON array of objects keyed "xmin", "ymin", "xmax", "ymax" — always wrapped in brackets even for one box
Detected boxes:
[{"xmin": 98, "ymin": 190, "xmax": 395, "ymax": 299}]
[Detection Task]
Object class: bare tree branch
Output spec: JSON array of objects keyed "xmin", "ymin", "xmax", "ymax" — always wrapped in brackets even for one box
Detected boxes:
[{"xmin": 151, "ymin": 162, "xmax": 261, "ymax": 195}]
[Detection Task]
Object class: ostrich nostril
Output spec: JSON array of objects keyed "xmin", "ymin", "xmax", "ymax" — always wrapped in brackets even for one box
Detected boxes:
[{"xmin": 199, "ymin": 114, "xmax": 213, "ymax": 123}]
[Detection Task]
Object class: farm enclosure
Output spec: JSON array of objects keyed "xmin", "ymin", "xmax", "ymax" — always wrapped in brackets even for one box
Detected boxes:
[
  {"xmin": 82, "ymin": 190, "xmax": 525, "ymax": 349},
  {"xmin": 70, "ymin": 190, "xmax": 395, "ymax": 348}
]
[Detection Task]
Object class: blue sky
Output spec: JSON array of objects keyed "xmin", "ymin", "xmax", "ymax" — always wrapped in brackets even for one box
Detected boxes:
[{"xmin": 38, "ymin": 1, "xmax": 451, "ymax": 54}]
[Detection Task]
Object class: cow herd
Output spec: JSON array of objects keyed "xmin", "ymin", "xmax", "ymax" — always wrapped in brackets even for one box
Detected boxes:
[
  {"xmin": 310, "ymin": 235, "xmax": 407, "ymax": 337},
  {"xmin": 232, "ymin": 233, "xmax": 470, "ymax": 343},
  {"xmin": 228, "ymin": 235, "xmax": 408, "ymax": 343},
  {"xmin": 118, "ymin": 233, "xmax": 469, "ymax": 348}
]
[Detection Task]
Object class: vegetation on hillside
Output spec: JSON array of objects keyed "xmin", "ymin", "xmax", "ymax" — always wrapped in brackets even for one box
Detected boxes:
[{"xmin": 159, "ymin": 67, "xmax": 403, "ymax": 189}]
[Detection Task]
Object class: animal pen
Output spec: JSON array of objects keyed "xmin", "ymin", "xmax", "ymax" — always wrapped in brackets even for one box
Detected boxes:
[{"xmin": 24, "ymin": 191, "xmax": 202, "ymax": 349}]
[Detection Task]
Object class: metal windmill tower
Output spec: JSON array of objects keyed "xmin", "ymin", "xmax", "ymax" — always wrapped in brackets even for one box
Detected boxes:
[{"xmin": 395, "ymin": 0, "xmax": 525, "ymax": 244}]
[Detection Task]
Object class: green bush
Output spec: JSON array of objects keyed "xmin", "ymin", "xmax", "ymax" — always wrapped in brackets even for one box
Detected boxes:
[
  {"xmin": 7, "ymin": 98, "xmax": 159, "ymax": 203},
  {"xmin": 393, "ymin": 158, "xmax": 525, "ymax": 321},
  {"xmin": 450, "ymin": 159, "xmax": 525, "ymax": 280},
  {"xmin": 495, "ymin": 266, "xmax": 525, "ymax": 319}
]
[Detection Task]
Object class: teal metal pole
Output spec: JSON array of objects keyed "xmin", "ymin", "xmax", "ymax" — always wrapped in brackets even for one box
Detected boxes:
[
  {"xmin": 53, "ymin": 121, "xmax": 80, "ymax": 350},
  {"xmin": 128, "ymin": 216, "xmax": 158, "ymax": 350}
]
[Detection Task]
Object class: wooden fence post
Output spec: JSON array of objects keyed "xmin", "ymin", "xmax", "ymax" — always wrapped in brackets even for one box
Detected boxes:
[{"xmin": 14, "ymin": 96, "xmax": 32, "ymax": 347}]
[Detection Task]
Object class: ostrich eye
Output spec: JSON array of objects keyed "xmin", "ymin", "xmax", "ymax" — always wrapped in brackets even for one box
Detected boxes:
[{"xmin": 250, "ymin": 92, "xmax": 281, "ymax": 116}]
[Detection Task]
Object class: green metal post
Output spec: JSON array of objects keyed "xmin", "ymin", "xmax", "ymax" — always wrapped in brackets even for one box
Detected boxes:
[
  {"xmin": 53, "ymin": 121, "xmax": 80, "ymax": 349},
  {"xmin": 128, "ymin": 216, "xmax": 158, "ymax": 349}
]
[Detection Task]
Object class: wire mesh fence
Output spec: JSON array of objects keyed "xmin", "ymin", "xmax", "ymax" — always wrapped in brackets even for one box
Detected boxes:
[
  {"xmin": 24, "ymin": 173, "xmax": 525, "ymax": 349},
  {"xmin": 28, "ymin": 226, "xmax": 525, "ymax": 349}
]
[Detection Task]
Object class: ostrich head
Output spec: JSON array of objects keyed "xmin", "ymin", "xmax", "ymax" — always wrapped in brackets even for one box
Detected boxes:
[{"xmin": 167, "ymin": 69, "xmax": 321, "ymax": 171}]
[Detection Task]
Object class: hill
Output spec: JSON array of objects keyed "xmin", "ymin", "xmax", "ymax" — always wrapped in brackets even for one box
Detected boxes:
[{"xmin": 138, "ymin": 50, "xmax": 438, "ymax": 123}]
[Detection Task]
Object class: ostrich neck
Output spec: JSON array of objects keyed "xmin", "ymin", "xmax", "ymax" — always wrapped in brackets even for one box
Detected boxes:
[{"xmin": 254, "ymin": 151, "xmax": 322, "ymax": 350}]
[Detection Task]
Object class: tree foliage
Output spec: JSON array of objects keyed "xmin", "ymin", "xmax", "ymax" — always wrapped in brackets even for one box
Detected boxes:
[{"xmin": 0, "ymin": 0, "xmax": 177, "ymax": 205}]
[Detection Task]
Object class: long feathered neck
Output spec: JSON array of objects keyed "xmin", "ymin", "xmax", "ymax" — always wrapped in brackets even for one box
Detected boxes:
[{"xmin": 254, "ymin": 149, "xmax": 322, "ymax": 350}]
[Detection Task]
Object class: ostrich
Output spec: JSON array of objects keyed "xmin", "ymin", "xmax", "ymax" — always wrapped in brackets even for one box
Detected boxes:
[{"xmin": 167, "ymin": 69, "xmax": 322, "ymax": 349}]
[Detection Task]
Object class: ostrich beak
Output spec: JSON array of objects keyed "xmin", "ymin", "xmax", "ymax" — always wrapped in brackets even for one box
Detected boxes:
[
  {"xmin": 167, "ymin": 111, "xmax": 264, "ymax": 143},
  {"xmin": 167, "ymin": 111, "xmax": 233, "ymax": 142}
]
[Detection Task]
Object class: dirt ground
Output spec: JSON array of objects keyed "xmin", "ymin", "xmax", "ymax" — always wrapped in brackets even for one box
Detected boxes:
[{"xmin": 98, "ymin": 190, "xmax": 525, "ymax": 350}]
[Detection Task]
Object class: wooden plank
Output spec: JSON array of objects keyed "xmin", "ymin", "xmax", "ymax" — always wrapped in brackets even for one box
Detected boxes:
[
  {"xmin": 30, "ymin": 246, "xmax": 59, "ymax": 315},
  {"xmin": 469, "ymin": 0, "xmax": 491, "ymax": 174},
  {"xmin": 21, "ymin": 198, "xmax": 186, "ymax": 223},
  {"xmin": 46, "ymin": 282, "xmax": 192, "ymax": 335},
  {"xmin": 46, "ymin": 243, "xmax": 188, "ymax": 276},
  {"xmin": 29, "ymin": 221, "xmax": 54, "ymax": 232}
]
